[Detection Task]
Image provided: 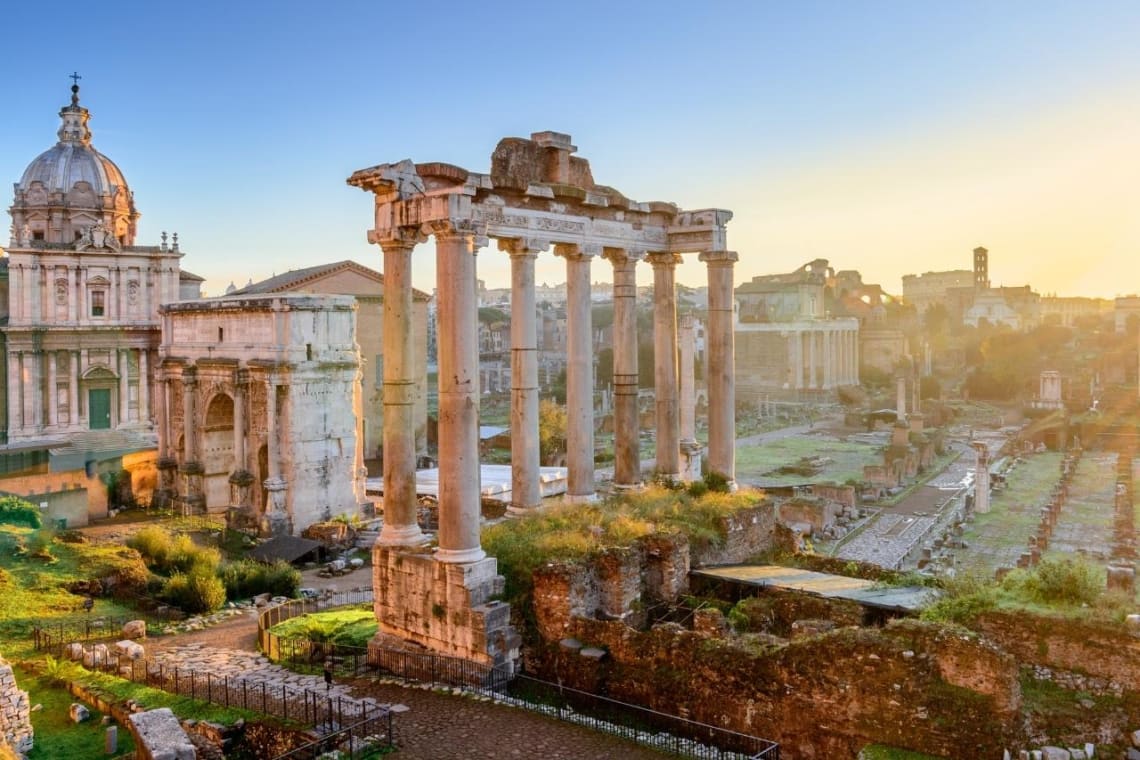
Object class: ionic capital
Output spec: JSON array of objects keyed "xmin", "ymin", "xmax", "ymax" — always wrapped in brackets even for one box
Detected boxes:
[
  {"xmin": 368, "ymin": 225, "xmax": 426, "ymax": 251},
  {"xmin": 496, "ymin": 237, "xmax": 549, "ymax": 258},
  {"xmin": 647, "ymin": 251, "xmax": 683, "ymax": 269},
  {"xmin": 698, "ymin": 250, "xmax": 739, "ymax": 267},
  {"xmin": 554, "ymin": 242, "xmax": 600, "ymax": 261},
  {"xmin": 428, "ymin": 219, "xmax": 487, "ymax": 249}
]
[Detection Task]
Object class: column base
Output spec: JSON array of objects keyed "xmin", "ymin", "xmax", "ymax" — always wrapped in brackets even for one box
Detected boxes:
[
  {"xmin": 654, "ymin": 472, "xmax": 683, "ymax": 486},
  {"xmin": 611, "ymin": 481, "xmax": 645, "ymax": 493},
  {"xmin": 435, "ymin": 546, "xmax": 488, "ymax": 564},
  {"xmin": 378, "ymin": 523, "xmax": 428, "ymax": 546},
  {"xmin": 563, "ymin": 492, "xmax": 599, "ymax": 505},
  {"xmin": 371, "ymin": 548, "xmax": 520, "ymax": 676},
  {"xmin": 505, "ymin": 503, "xmax": 544, "ymax": 518}
]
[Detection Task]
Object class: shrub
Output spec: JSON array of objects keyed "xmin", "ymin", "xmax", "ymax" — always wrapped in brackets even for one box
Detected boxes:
[
  {"xmin": 0, "ymin": 495, "xmax": 42, "ymax": 528},
  {"xmin": 220, "ymin": 559, "xmax": 300, "ymax": 600},
  {"xmin": 920, "ymin": 571, "xmax": 998, "ymax": 624},
  {"xmin": 166, "ymin": 534, "xmax": 221, "ymax": 575},
  {"xmin": 26, "ymin": 527, "xmax": 56, "ymax": 560},
  {"xmin": 1008, "ymin": 557, "xmax": 1103, "ymax": 606},
  {"xmin": 162, "ymin": 568, "xmax": 226, "ymax": 614},
  {"xmin": 127, "ymin": 525, "xmax": 173, "ymax": 566}
]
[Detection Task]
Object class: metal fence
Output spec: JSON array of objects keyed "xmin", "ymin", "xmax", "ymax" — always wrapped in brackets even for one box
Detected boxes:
[
  {"xmin": 33, "ymin": 617, "xmax": 135, "ymax": 655},
  {"xmin": 272, "ymin": 708, "xmax": 393, "ymax": 760}
]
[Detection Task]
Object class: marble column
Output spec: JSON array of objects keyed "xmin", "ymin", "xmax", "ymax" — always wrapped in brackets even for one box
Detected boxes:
[
  {"xmin": 679, "ymin": 315, "xmax": 697, "ymax": 443},
  {"xmin": 500, "ymin": 237, "xmax": 544, "ymax": 514},
  {"xmin": 700, "ymin": 250, "xmax": 738, "ymax": 489},
  {"xmin": 605, "ymin": 247, "xmax": 643, "ymax": 490},
  {"xmin": 68, "ymin": 351, "xmax": 79, "ymax": 427},
  {"xmin": 896, "ymin": 375, "xmax": 907, "ymax": 418},
  {"xmin": 232, "ymin": 370, "xmax": 246, "ymax": 472},
  {"xmin": 183, "ymin": 368, "xmax": 198, "ymax": 461},
  {"xmin": 157, "ymin": 372, "xmax": 169, "ymax": 459},
  {"xmin": 823, "ymin": 329, "xmax": 833, "ymax": 388},
  {"xmin": 262, "ymin": 375, "xmax": 289, "ymax": 532},
  {"xmin": 378, "ymin": 232, "xmax": 426, "ymax": 545},
  {"xmin": 22, "ymin": 353, "xmax": 37, "ymax": 432},
  {"xmin": 139, "ymin": 350, "xmax": 149, "ymax": 425},
  {"xmin": 118, "ymin": 349, "xmax": 130, "ymax": 425},
  {"xmin": 558, "ymin": 243, "xmax": 598, "ymax": 502},
  {"xmin": 47, "ymin": 351, "xmax": 58, "ymax": 427},
  {"xmin": 434, "ymin": 221, "xmax": 486, "ymax": 563},
  {"xmin": 7, "ymin": 351, "xmax": 20, "ymax": 434},
  {"xmin": 649, "ymin": 252, "xmax": 681, "ymax": 481}
]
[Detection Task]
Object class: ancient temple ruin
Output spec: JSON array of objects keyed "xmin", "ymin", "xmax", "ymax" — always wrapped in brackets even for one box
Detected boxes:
[{"xmin": 349, "ymin": 131, "xmax": 738, "ymax": 667}]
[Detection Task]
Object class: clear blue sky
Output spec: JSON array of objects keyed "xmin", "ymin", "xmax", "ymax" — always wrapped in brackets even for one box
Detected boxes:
[{"xmin": 3, "ymin": 1, "xmax": 1139, "ymax": 297}]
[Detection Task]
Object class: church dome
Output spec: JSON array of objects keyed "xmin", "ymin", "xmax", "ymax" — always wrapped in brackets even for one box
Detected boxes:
[{"xmin": 9, "ymin": 81, "xmax": 139, "ymax": 247}]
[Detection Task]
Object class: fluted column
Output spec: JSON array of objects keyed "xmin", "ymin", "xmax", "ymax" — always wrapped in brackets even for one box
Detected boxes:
[
  {"xmin": 500, "ymin": 237, "xmax": 545, "ymax": 514},
  {"xmin": 679, "ymin": 315, "xmax": 697, "ymax": 443},
  {"xmin": 157, "ymin": 371, "xmax": 169, "ymax": 458},
  {"xmin": 604, "ymin": 248, "xmax": 643, "ymax": 490},
  {"xmin": 47, "ymin": 350, "xmax": 58, "ymax": 427},
  {"xmin": 649, "ymin": 252, "xmax": 681, "ymax": 481},
  {"xmin": 556, "ymin": 243, "xmax": 598, "ymax": 502},
  {"xmin": 700, "ymin": 250, "xmax": 738, "ymax": 489},
  {"xmin": 434, "ymin": 221, "xmax": 486, "ymax": 563},
  {"xmin": 378, "ymin": 231, "xmax": 426, "ymax": 545},
  {"xmin": 183, "ymin": 368, "xmax": 198, "ymax": 461}
]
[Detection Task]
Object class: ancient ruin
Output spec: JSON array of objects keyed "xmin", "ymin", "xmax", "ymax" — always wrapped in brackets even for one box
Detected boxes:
[{"xmin": 349, "ymin": 131, "xmax": 738, "ymax": 667}]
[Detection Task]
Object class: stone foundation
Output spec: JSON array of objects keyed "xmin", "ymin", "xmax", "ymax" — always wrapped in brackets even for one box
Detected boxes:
[{"xmin": 369, "ymin": 547, "xmax": 520, "ymax": 672}]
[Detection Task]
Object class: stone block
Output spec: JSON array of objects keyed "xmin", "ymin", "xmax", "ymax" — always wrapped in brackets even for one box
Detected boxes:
[
  {"xmin": 129, "ymin": 708, "xmax": 196, "ymax": 760},
  {"xmin": 122, "ymin": 619, "xmax": 147, "ymax": 640},
  {"xmin": 1040, "ymin": 748, "xmax": 1070, "ymax": 760},
  {"xmin": 1132, "ymin": 728, "xmax": 1140, "ymax": 748},
  {"xmin": 65, "ymin": 642, "xmax": 85, "ymax": 661},
  {"xmin": 115, "ymin": 640, "xmax": 145, "ymax": 660},
  {"xmin": 69, "ymin": 703, "xmax": 90, "ymax": 723},
  {"xmin": 579, "ymin": 647, "xmax": 606, "ymax": 661},
  {"xmin": 1107, "ymin": 565, "xmax": 1136, "ymax": 594}
]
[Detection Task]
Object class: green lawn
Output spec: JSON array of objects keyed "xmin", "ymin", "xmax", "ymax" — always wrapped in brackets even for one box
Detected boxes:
[
  {"xmin": 0, "ymin": 526, "xmax": 146, "ymax": 660},
  {"xmin": 21, "ymin": 670, "xmax": 136, "ymax": 759},
  {"xmin": 268, "ymin": 605, "xmax": 378, "ymax": 648},
  {"xmin": 958, "ymin": 452, "xmax": 1063, "ymax": 575},
  {"xmin": 735, "ymin": 436, "xmax": 882, "ymax": 486}
]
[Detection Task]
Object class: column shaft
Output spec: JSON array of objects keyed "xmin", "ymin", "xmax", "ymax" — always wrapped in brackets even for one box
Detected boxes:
[
  {"xmin": 679, "ymin": 315, "xmax": 697, "ymax": 442},
  {"xmin": 139, "ymin": 350, "xmax": 150, "ymax": 425},
  {"xmin": 68, "ymin": 351, "xmax": 79, "ymax": 427},
  {"xmin": 434, "ymin": 225, "xmax": 485, "ymax": 563},
  {"xmin": 379, "ymin": 237, "xmax": 425, "ymax": 544},
  {"xmin": 607, "ymin": 250, "xmax": 642, "ymax": 488},
  {"xmin": 650, "ymin": 253, "xmax": 681, "ymax": 479},
  {"xmin": 701, "ymin": 251, "xmax": 738, "ymax": 488},
  {"xmin": 560, "ymin": 244, "xmax": 597, "ymax": 500},
  {"xmin": 183, "ymin": 371, "xmax": 198, "ymax": 462},
  {"xmin": 7, "ymin": 351, "xmax": 20, "ymax": 434},
  {"xmin": 265, "ymin": 379, "xmax": 279, "ymax": 479},
  {"xmin": 47, "ymin": 350, "xmax": 58, "ymax": 427},
  {"xmin": 503, "ymin": 240, "xmax": 542, "ymax": 513},
  {"xmin": 233, "ymin": 373, "xmax": 246, "ymax": 472},
  {"xmin": 118, "ymin": 349, "xmax": 130, "ymax": 425}
]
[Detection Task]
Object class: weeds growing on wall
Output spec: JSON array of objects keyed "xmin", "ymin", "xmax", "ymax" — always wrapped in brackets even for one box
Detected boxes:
[{"xmin": 482, "ymin": 486, "xmax": 763, "ymax": 613}]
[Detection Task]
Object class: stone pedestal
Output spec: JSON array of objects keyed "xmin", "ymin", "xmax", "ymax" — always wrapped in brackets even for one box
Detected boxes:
[
  {"xmin": 370, "ymin": 547, "xmax": 520, "ymax": 674},
  {"xmin": 261, "ymin": 477, "xmax": 291, "ymax": 537},
  {"xmin": 680, "ymin": 440, "xmax": 703, "ymax": 484}
]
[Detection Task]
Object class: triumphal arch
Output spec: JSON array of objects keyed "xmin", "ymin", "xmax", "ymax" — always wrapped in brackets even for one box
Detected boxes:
[{"xmin": 349, "ymin": 132, "xmax": 737, "ymax": 669}]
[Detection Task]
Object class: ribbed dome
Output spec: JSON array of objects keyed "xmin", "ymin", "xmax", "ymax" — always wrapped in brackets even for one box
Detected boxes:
[
  {"xmin": 9, "ymin": 83, "xmax": 139, "ymax": 248},
  {"xmin": 18, "ymin": 141, "xmax": 129, "ymax": 198}
]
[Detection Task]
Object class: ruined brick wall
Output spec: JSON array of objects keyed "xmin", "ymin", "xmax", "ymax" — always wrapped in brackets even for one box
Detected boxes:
[
  {"xmin": 973, "ymin": 610, "xmax": 1140, "ymax": 690},
  {"xmin": 691, "ymin": 505, "xmax": 778, "ymax": 567},
  {"xmin": 530, "ymin": 618, "xmax": 1021, "ymax": 758}
]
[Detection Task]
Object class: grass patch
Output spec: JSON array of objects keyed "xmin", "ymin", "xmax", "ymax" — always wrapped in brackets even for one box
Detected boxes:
[
  {"xmin": 268, "ymin": 605, "xmax": 377, "ymax": 648},
  {"xmin": 20, "ymin": 669, "xmax": 136, "ymax": 759},
  {"xmin": 73, "ymin": 667, "xmax": 261, "ymax": 725},
  {"xmin": 734, "ymin": 436, "xmax": 882, "ymax": 486},
  {"xmin": 0, "ymin": 526, "xmax": 146, "ymax": 659}
]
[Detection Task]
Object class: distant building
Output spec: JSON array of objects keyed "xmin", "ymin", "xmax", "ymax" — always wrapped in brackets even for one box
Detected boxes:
[
  {"xmin": 1039, "ymin": 296, "xmax": 1111, "ymax": 327},
  {"xmin": 902, "ymin": 270, "xmax": 974, "ymax": 314},
  {"xmin": 1115, "ymin": 296, "xmax": 1140, "ymax": 333}
]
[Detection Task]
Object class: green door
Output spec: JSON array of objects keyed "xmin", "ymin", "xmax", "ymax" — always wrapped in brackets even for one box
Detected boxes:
[{"xmin": 88, "ymin": 389, "xmax": 111, "ymax": 430}]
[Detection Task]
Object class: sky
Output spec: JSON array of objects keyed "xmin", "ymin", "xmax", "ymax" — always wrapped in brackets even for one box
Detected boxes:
[{"xmin": 2, "ymin": 1, "xmax": 1139, "ymax": 298}]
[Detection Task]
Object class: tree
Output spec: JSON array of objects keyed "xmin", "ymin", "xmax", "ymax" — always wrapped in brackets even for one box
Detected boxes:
[{"xmin": 538, "ymin": 399, "xmax": 567, "ymax": 465}]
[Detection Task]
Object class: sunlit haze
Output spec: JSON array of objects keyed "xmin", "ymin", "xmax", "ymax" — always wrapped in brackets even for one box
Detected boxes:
[{"xmin": 3, "ymin": 1, "xmax": 1138, "ymax": 297}]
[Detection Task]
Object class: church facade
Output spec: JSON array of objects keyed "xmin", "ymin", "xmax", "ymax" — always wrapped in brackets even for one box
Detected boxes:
[{"xmin": 3, "ymin": 82, "xmax": 186, "ymax": 445}]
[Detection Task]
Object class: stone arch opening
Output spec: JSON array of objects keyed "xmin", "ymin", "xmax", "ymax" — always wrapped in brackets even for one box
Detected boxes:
[{"xmin": 202, "ymin": 393, "xmax": 235, "ymax": 512}]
